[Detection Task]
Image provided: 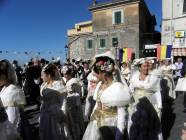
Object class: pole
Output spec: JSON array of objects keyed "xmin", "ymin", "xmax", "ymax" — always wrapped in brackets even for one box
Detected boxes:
[
  {"xmin": 115, "ymin": 46, "xmax": 117, "ymax": 60},
  {"xmin": 171, "ymin": 0, "xmax": 174, "ymax": 63},
  {"xmin": 171, "ymin": 0, "xmax": 174, "ymax": 46}
]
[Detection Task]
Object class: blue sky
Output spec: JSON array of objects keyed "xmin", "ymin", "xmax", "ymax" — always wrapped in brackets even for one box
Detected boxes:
[{"xmin": 0, "ymin": 0, "xmax": 161, "ymax": 64}]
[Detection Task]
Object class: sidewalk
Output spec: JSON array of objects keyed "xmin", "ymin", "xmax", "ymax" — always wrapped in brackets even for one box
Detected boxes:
[{"xmin": 168, "ymin": 92, "xmax": 186, "ymax": 140}]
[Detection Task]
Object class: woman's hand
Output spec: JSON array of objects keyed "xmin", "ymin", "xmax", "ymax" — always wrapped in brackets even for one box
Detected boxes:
[{"xmin": 181, "ymin": 129, "xmax": 186, "ymax": 140}]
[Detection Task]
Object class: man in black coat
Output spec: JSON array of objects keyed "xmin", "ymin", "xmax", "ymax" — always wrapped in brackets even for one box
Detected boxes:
[{"xmin": 23, "ymin": 59, "xmax": 41, "ymax": 105}]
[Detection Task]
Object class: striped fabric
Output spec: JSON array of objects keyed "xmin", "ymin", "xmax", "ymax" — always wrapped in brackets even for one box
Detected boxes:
[
  {"xmin": 119, "ymin": 48, "xmax": 133, "ymax": 62},
  {"xmin": 157, "ymin": 45, "xmax": 172, "ymax": 60}
]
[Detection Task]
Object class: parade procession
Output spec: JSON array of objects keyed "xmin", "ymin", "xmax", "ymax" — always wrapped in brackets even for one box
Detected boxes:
[{"xmin": 0, "ymin": 0, "xmax": 186, "ymax": 140}]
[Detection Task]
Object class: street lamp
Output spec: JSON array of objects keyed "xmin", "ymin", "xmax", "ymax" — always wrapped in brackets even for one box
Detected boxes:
[
  {"xmin": 65, "ymin": 45, "xmax": 68, "ymax": 60},
  {"xmin": 112, "ymin": 38, "xmax": 118, "ymax": 60}
]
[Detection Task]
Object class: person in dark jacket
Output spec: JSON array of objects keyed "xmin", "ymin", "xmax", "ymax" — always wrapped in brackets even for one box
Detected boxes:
[
  {"xmin": 13, "ymin": 60, "xmax": 23, "ymax": 87},
  {"xmin": 181, "ymin": 59, "xmax": 186, "ymax": 112},
  {"xmin": 23, "ymin": 59, "xmax": 41, "ymax": 105}
]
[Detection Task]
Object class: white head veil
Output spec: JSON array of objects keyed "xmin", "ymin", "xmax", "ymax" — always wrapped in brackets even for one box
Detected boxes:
[
  {"xmin": 94, "ymin": 51, "xmax": 131, "ymax": 106},
  {"xmin": 95, "ymin": 51, "xmax": 128, "ymax": 85}
]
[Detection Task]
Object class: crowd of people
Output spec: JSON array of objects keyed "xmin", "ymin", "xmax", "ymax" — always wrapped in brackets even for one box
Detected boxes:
[{"xmin": 0, "ymin": 51, "xmax": 186, "ymax": 140}]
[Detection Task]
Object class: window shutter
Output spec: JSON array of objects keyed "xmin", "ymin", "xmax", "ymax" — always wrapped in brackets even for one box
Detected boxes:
[
  {"xmin": 183, "ymin": 0, "xmax": 186, "ymax": 13},
  {"xmin": 100, "ymin": 39, "xmax": 106, "ymax": 48},
  {"xmin": 112, "ymin": 37, "xmax": 118, "ymax": 47},
  {"xmin": 87, "ymin": 40, "xmax": 93, "ymax": 49},
  {"xmin": 115, "ymin": 11, "xmax": 121, "ymax": 24}
]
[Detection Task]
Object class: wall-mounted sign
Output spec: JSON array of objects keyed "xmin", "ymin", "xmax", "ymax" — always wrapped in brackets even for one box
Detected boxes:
[
  {"xmin": 145, "ymin": 44, "xmax": 160, "ymax": 49},
  {"xmin": 175, "ymin": 31, "xmax": 186, "ymax": 38},
  {"xmin": 93, "ymin": 29, "xmax": 125, "ymax": 36}
]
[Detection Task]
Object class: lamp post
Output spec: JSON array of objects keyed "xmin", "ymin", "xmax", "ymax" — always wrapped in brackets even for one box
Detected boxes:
[
  {"xmin": 113, "ymin": 39, "xmax": 118, "ymax": 60},
  {"xmin": 170, "ymin": 0, "xmax": 174, "ymax": 63},
  {"xmin": 171, "ymin": 0, "xmax": 174, "ymax": 46},
  {"xmin": 65, "ymin": 45, "xmax": 68, "ymax": 60}
]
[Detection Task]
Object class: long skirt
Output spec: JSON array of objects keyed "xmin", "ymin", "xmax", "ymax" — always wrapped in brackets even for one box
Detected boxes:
[
  {"xmin": 0, "ymin": 120, "xmax": 21, "ymax": 140},
  {"xmin": 82, "ymin": 116, "xmax": 119, "ymax": 140},
  {"xmin": 84, "ymin": 94, "xmax": 95, "ymax": 121},
  {"xmin": 39, "ymin": 104, "xmax": 71, "ymax": 140},
  {"xmin": 128, "ymin": 97, "xmax": 162, "ymax": 140},
  {"xmin": 66, "ymin": 95, "xmax": 84, "ymax": 140}
]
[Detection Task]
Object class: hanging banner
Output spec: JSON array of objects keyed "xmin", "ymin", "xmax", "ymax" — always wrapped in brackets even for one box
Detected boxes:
[
  {"xmin": 157, "ymin": 45, "xmax": 172, "ymax": 60},
  {"xmin": 119, "ymin": 48, "xmax": 133, "ymax": 62}
]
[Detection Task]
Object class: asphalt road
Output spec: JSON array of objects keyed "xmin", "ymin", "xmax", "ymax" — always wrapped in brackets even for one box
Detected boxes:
[
  {"xmin": 23, "ymin": 92, "xmax": 186, "ymax": 140},
  {"xmin": 167, "ymin": 92, "xmax": 186, "ymax": 140}
]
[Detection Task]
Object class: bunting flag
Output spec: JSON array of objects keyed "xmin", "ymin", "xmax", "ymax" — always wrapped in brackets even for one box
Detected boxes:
[
  {"xmin": 157, "ymin": 45, "xmax": 172, "ymax": 60},
  {"xmin": 119, "ymin": 48, "xmax": 133, "ymax": 62},
  {"xmin": 0, "ymin": 50, "xmax": 64, "ymax": 55}
]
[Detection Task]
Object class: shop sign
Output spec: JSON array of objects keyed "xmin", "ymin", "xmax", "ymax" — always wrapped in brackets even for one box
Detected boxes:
[{"xmin": 175, "ymin": 31, "xmax": 186, "ymax": 38}]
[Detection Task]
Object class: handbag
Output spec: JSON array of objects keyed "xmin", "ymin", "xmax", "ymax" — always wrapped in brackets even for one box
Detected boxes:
[{"xmin": 175, "ymin": 77, "xmax": 186, "ymax": 92}]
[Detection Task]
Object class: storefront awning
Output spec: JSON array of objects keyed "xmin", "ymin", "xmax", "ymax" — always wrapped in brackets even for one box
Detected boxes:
[{"xmin": 172, "ymin": 48, "xmax": 186, "ymax": 56}]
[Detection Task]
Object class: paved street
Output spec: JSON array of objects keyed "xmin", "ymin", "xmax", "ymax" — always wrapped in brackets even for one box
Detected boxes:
[
  {"xmin": 24, "ymin": 104, "xmax": 40, "ymax": 140},
  {"xmin": 167, "ymin": 92, "xmax": 186, "ymax": 140},
  {"xmin": 23, "ymin": 93, "xmax": 186, "ymax": 140}
]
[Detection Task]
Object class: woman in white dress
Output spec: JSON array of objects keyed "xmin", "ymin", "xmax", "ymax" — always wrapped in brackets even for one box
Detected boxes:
[
  {"xmin": 121, "ymin": 62, "xmax": 131, "ymax": 83},
  {"xmin": 160, "ymin": 59, "xmax": 176, "ymax": 99},
  {"xmin": 39, "ymin": 64, "xmax": 71, "ymax": 140},
  {"xmin": 84, "ymin": 69, "xmax": 99, "ymax": 122},
  {"xmin": 82, "ymin": 52, "xmax": 131, "ymax": 140},
  {"xmin": 62, "ymin": 65, "xmax": 84, "ymax": 140},
  {"xmin": 128, "ymin": 58, "xmax": 162, "ymax": 140},
  {"xmin": 0, "ymin": 59, "xmax": 25, "ymax": 140}
]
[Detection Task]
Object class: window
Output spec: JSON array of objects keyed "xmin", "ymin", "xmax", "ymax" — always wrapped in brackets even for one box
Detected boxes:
[
  {"xmin": 180, "ymin": 38, "xmax": 185, "ymax": 46},
  {"xmin": 112, "ymin": 37, "xmax": 118, "ymax": 47},
  {"xmin": 183, "ymin": 0, "xmax": 186, "ymax": 13},
  {"xmin": 100, "ymin": 39, "xmax": 106, "ymax": 48},
  {"xmin": 87, "ymin": 39, "xmax": 93, "ymax": 49},
  {"xmin": 113, "ymin": 10, "xmax": 124, "ymax": 25}
]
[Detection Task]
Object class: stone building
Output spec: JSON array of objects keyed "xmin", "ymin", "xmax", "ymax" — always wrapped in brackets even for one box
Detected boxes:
[
  {"xmin": 67, "ymin": 21, "xmax": 93, "ymax": 60},
  {"xmin": 67, "ymin": 0, "xmax": 159, "ymax": 60}
]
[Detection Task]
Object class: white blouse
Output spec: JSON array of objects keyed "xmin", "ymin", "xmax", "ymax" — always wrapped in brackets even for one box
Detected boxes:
[{"xmin": 0, "ymin": 84, "xmax": 25, "ymax": 128}]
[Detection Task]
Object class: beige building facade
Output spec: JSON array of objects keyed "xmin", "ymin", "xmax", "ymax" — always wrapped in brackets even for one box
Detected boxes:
[{"xmin": 67, "ymin": 0, "xmax": 158, "ymax": 60}]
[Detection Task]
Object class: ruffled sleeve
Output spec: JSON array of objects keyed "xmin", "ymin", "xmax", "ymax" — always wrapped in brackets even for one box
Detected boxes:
[
  {"xmin": 52, "ymin": 81, "xmax": 67, "ymax": 94},
  {"xmin": 0, "ymin": 85, "xmax": 26, "ymax": 107}
]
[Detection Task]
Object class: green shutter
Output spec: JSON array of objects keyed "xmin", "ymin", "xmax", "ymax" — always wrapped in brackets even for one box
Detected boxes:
[
  {"xmin": 112, "ymin": 37, "xmax": 118, "ymax": 47},
  {"xmin": 115, "ymin": 11, "xmax": 121, "ymax": 24},
  {"xmin": 100, "ymin": 39, "xmax": 106, "ymax": 48},
  {"xmin": 183, "ymin": 0, "xmax": 186, "ymax": 13},
  {"xmin": 87, "ymin": 40, "xmax": 93, "ymax": 49}
]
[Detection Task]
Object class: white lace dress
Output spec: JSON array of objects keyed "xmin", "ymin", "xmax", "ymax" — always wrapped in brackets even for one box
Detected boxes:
[
  {"xmin": 128, "ymin": 71, "xmax": 163, "ymax": 140},
  {"xmin": 65, "ymin": 78, "xmax": 85, "ymax": 140},
  {"xmin": 82, "ymin": 81, "xmax": 130, "ymax": 140}
]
